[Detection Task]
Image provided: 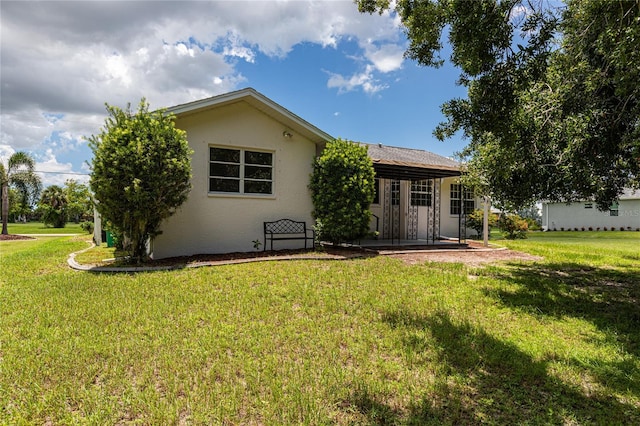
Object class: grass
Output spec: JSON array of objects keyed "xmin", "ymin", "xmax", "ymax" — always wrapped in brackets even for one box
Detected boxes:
[
  {"xmin": 1, "ymin": 233, "xmax": 639, "ymax": 424},
  {"xmin": 4, "ymin": 221, "xmax": 86, "ymax": 235}
]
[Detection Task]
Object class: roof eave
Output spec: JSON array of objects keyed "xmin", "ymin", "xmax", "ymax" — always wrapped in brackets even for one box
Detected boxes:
[{"xmin": 166, "ymin": 88, "xmax": 333, "ymax": 145}]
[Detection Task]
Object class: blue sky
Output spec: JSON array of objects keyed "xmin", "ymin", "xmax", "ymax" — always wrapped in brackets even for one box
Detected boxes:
[{"xmin": 1, "ymin": 1, "xmax": 468, "ymax": 187}]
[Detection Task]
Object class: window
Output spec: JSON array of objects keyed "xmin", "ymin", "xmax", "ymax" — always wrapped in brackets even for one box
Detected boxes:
[
  {"xmin": 584, "ymin": 203, "xmax": 593, "ymax": 209},
  {"xmin": 450, "ymin": 183, "xmax": 474, "ymax": 215},
  {"xmin": 411, "ymin": 179, "xmax": 432, "ymax": 207},
  {"xmin": 209, "ymin": 147, "xmax": 273, "ymax": 195},
  {"xmin": 391, "ymin": 180, "xmax": 400, "ymax": 206}
]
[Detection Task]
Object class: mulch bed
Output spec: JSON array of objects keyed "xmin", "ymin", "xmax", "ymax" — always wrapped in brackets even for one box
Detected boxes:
[
  {"xmin": 146, "ymin": 246, "xmax": 371, "ymax": 267},
  {"xmin": 0, "ymin": 234, "xmax": 36, "ymax": 241}
]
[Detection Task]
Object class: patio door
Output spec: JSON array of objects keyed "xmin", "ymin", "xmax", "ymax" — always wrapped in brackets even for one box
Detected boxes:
[
  {"xmin": 382, "ymin": 179, "xmax": 402, "ymax": 240},
  {"xmin": 409, "ymin": 179, "xmax": 441, "ymax": 243}
]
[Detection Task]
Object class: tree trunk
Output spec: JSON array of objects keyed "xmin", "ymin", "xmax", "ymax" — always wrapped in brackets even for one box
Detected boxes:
[{"xmin": 1, "ymin": 183, "xmax": 9, "ymax": 235}]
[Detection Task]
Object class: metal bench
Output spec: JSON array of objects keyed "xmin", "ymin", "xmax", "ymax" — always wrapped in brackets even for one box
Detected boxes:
[{"xmin": 263, "ymin": 219, "xmax": 315, "ymax": 251}]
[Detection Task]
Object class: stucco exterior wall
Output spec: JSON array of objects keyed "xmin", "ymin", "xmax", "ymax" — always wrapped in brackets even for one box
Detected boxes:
[
  {"xmin": 440, "ymin": 177, "xmax": 476, "ymax": 238},
  {"xmin": 542, "ymin": 200, "xmax": 640, "ymax": 231},
  {"xmin": 152, "ymin": 102, "xmax": 318, "ymax": 258}
]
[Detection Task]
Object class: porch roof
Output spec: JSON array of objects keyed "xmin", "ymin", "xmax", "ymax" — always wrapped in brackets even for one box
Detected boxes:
[{"xmin": 365, "ymin": 143, "xmax": 462, "ymax": 180}]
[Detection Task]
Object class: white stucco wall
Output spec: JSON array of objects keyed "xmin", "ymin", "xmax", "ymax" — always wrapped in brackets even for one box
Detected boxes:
[
  {"xmin": 440, "ymin": 177, "xmax": 477, "ymax": 239},
  {"xmin": 152, "ymin": 102, "xmax": 319, "ymax": 258},
  {"xmin": 542, "ymin": 199, "xmax": 640, "ymax": 231}
]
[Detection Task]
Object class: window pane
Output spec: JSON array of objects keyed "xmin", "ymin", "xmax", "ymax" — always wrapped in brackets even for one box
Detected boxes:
[
  {"xmin": 245, "ymin": 165, "xmax": 272, "ymax": 180},
  {"xmin": 451, "ymin": 184, "xmax": 461, "ymax": 199},
  {"xmin": 391, "ymin": 180, "xmax": 400, "ymax": 206},
  {"xmin": 210, "ymin": 147, "xmax": 240, "ymax": 163},
  {"xmin": 451, "ymin": 199, "xmax": 461, "ymax": 215},
  {"xmin": 464, "ymin": 188, "xmax": 474, "ymax": 200},
  {"xmin": 210, "ymin": 178, "xmax": 240, "ymax": 193},
  {"xmin": 411, "ymin": 193, "xmax": 427, "ymax": 206},
  {"xmin": 245, "ymin": 180, "xmax": 272, "ymax": 194},
  {"xmin": 245, "ymin": 151, "xmax": 272, "ymax": 166},
  {"xmin": 411, "ymin": 179, "xmax": 432, "ymax": 206},
  {"xmin": 464, "ymin": 200, "xmax": 475, "ymax": 214},
  {"xmin": 210, "ymin": 163, "xmax": 240, "ymax": 178}
]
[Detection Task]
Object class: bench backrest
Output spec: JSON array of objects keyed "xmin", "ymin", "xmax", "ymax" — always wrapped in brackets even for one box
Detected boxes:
[{"xmin": 264, "ymin": 219, "xmax": 306, "ymax": 234}]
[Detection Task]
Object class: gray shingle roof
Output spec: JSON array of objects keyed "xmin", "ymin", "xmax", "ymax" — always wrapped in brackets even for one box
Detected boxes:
[{"xmin": 363, "ymin": 142, "xmax": 460, "ymax": 171}]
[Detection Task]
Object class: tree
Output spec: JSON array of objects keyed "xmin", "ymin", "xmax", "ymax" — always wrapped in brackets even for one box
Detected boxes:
[
  {"xmin": 358, "ymin": 0, "xmax": 639, "ymax": 211},
  {"xmin": 309, "ymin": 138, "xmax": 375, "ymax": 244},
  {"xmin": 39, "ymin": 185, "xmax": 68, "ymax": 228},
  {"xmin": 1, "ymin": 152, "xmax": 42, "ymax": 234},
  {"xmin": 89, "ymin": 99, "xmax": 192, "ymax": 264},
  {"xmin": 8, "ymin": 187, "xmax": 33, "ymax": 222},
  {"xmin": 64, "ymin": 179, "xmax": 92, "ymax": 223}
]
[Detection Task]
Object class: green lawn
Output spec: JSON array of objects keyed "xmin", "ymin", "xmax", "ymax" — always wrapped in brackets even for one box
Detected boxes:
[
  {"xmin": 1, "ymin": 233, "xmax": 639, "ymax": 424},
  {"xmin": 4, "ymin": 221, "xmax": 86, "ymax": 235}
]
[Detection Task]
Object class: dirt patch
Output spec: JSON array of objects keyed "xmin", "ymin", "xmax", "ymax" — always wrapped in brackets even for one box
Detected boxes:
[
  {"xmin": 0, "ymin": 234, "xmax": 36, "ymax": 241},
  {"xmin": 167, "ymin": 244, "xmax": 541, "ymax": 268},
  {"xmin": 385, "ymin": 248, "xmax": 542, "ymax": 267},
  {"xmin": 140, "ymin": 246, "xmax": 370, "ymax": 267}
]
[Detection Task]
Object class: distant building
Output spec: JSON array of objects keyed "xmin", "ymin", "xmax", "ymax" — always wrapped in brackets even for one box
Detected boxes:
[{"xmin": 541, "ymin": 189, "xmax": 640, "ymax": 230}]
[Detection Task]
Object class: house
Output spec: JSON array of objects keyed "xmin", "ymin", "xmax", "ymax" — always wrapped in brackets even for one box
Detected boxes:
[
  {"xmin": 148, "ymin": 88, "xmax": 473, "ymax": 259},
  {"xmin": 541, "ymin": 188, "xmax": 640, "ymax": 231}
]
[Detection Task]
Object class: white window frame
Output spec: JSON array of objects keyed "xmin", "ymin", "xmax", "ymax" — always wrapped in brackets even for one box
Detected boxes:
[
  {"xmin": 411, "ymin": 179, "xmax": 432, "ymax": 207},
  {"xmin": 450, "ymin": 183, "xmax": 474, "ymax": 215},
  {"xmin": 209, "ymin": 146, "xmax": 274, "ymax": 196}
]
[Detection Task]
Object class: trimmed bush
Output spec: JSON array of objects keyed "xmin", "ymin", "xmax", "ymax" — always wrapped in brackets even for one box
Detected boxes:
[
  {"xmin": 309, "ymin": 139, "xmax": 375, "ymax": 244},
  {"xmin": 466, "ymin": 208, "xmax": 498, "ymax": 237},
  {"xmin": 498, "ymin": 213, "xmax": 528, "ymax": 239}
]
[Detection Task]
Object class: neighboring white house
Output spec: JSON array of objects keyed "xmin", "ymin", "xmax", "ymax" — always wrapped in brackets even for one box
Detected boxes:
[
  {"xmin": 541, "ymin": 188, "xmax": 640, "ymax": 231},
  {"xmin": 143, "ymin": 88, "xmax": 472, "ymax": 259}
]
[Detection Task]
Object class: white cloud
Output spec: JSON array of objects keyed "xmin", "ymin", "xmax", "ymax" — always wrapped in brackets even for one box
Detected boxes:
[
  {"xmin": 363, "ymin": 43, "xmax": 405, "ymax": 73},
  {"xmin": 326, "ymin": 65, "xmax": 388, "ymax": 95},
  {"xmin": 36, "ymin": 150, "xmax": 90, "ymax": 187},
  {"xmin": 0, "ymin": 0, "xmax": 406, "ymax": 183}
]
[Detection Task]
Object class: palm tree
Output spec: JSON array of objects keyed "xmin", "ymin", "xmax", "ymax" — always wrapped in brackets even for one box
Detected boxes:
[
  {"xmin": 1, "ymin": 152, "xmax": 42, "ymax": 234},
  {"xmin": 39, "ymin": 185, "xmax": 68, "ymax": 228}
]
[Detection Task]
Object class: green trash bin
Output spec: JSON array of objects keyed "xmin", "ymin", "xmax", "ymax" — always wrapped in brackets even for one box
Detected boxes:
[{"xmin": 106, "ymin": 231, "xmax": 114, "ymax": 248}]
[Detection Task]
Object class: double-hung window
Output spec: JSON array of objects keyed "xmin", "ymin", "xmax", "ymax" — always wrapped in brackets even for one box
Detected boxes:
[
  {"xmin": 411, "ymin": 179, "xmax": 432, "ymax": 207},
  {"xmin": 209, "ymin": 146, "xmax": 273, "ymax": 195},
  {"xmin": 450, "ymin": 183, "xmax": 474, "ymax": 215}
]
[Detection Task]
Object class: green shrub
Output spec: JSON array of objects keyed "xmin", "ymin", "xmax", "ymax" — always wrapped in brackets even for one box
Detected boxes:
[
  {"xmin": 89, "ymin": 99, "xmax": 192, "ymax": 263},
  {"xmin": 309, "ymin": 139, "xmax": 375, "ymax": 244},
  {"xmin": 80, "ymin": 221, "xmax": 94, "ymax": 234},
  {"xmin": 466, "ymin": 208, "xmax": 498, "ymax": 237},
  {"xmin": 498, "ymin": 213, "xmax": 529, "ymax": 239}
]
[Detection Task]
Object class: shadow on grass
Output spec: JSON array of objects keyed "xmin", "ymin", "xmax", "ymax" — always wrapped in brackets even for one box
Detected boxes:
[
  {"xmin": 341, "ymin": 310, "xmax": 639, "ymax": 424},
  {"xmin": 485, "ymin": 262, "xmax": 640, "ymax": 356}
]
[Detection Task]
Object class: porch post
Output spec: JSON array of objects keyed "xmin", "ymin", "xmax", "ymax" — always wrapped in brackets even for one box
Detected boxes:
[{"xmin": 483, "ymin": 196, "xmax": 490, "ymax": 247}]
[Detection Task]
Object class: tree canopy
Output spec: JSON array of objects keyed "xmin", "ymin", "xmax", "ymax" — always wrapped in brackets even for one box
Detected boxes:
[
  {"xmin": 1, "ymin": 151, "xmax": 42, "ymax": 234},
  {"xmin": 89, "ymin": 99, "xmax": 192, "ymax": 263},
  {"xmin": 63, "ymin": 179, "xmax": 93, "ymax": 223},
  {"xmin": 358, "ymin": 0, "xmax": 639, "ymax": 210},
  {"xmin": 39, "ymin": 185, "xmax": 68, "ymax": 228}
]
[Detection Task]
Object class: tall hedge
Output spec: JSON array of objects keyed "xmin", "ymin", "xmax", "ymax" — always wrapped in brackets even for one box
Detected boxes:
[
  {"xmin": 89, "ymin": 99, "xmax": 192, "ymax": 263},
  {"xmin": 309, "ymin": 139, "xmax": 375, "ymax": 244}
]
